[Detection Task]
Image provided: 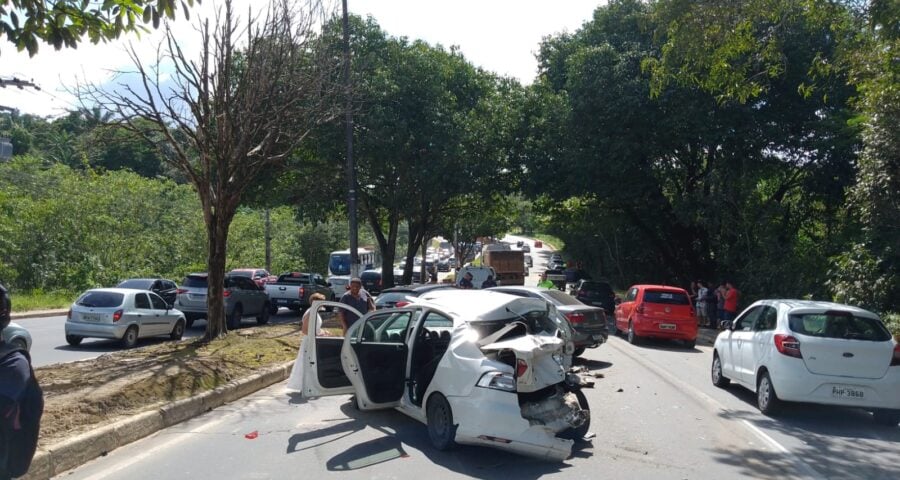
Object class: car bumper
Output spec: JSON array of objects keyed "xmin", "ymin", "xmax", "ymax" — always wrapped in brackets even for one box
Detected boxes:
[
  {"xmin": 65, "ymin": 320, "xmax": 128, "ymax": 340},
  {"xmin": 445, "ymin": 387, "xmax": 574, "ymax": 462},
  {"xmin": 572, "ymin": 328, "xmax": 607, "ymax": 348},
  {"xmin": 769, "ymin": 360, "xmax": 900, "ymax": 410},
  {"xmin": 633, "ymin": 315, "xmax": 697, "ymax": 340},
  {"xmin": 271, "ymin": 297, "xmax": 306, "ymax": 308}
]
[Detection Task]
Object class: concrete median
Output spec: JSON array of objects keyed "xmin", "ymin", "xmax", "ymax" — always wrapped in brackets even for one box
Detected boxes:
[{"xmin": 22, "ymin": 361, "xmax": 294, "ymax": 480}]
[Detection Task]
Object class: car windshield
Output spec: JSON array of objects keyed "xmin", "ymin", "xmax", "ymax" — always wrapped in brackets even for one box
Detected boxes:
[
  {"xmin": 182, "ymin": 275, "xmax": 208, "ymax": 288},
  {"xmin": 117, "ymin": 279, "xmax": 153, "ymax": 289},
  {"xmin": 542, "ymin": 290, "xmax": 582, "ymax": 306},
  {"xmin": 77, "ymin": 291, "xmax": 124, "ymax": 308},
  {"xmin": 644, "ymin": 290, "xmax": 690, "ymax": 305},
  {"xmin": 229, "ymin": 271, "xmax": 252, "ymax": 278},
  {"xmin": 329, "ymin": 254, "xmax": 351, "ymax": 276},
  {"xmin": 789, "ymin": 312, "xmax": 891, "ymax": 341}
]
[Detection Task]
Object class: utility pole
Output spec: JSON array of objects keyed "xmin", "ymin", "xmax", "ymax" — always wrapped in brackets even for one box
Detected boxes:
[
  {"xmin": 0, "ymin": 77, "xmax": 40, "ymax": 116},
  {"xmin": 342, "ymin": 0, "xmax": 359, "ymax": 278},
  {"xmin": 264, "ymin": 208, "xmax": 272, "ymax": 272}
]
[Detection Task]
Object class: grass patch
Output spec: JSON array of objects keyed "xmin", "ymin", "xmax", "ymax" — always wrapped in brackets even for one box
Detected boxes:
[
  {"xmin": 35, "ymin": 323, "xmax": 302, "ymax": 447},
  {"xmin": 532, "ymin": 233, "xmax": 564, "ymax": 251},
  {"xmin": 11, "ymin": 289, "xmax": 76, "ymax": 312}
]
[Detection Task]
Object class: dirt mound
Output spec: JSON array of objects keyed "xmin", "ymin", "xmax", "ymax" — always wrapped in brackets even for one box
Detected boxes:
[{"xmin": 35, "ymin": 324, "xmax": 302, "ymax": 446}]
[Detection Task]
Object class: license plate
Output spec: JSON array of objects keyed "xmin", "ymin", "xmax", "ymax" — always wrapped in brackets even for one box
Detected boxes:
[
  {"xmin": 81, "ymin": 313, "xmax": 102, "ymax": 322},
  {"xmin": 832, "ymin": 385, "xmax": 864, "ymax": 400},
  {"xmin": 659, "ymin": 323, "xmax": 676, "ymax": 330},
  {"xmin": 277, "ymin": 299, "xmax": 290, "ymax": 305}
]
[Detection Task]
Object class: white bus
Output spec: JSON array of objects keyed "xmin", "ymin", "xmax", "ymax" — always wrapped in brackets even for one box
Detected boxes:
[{"xmin": 326, "ymin": 248, "xmax": 379, "ymax": 296}]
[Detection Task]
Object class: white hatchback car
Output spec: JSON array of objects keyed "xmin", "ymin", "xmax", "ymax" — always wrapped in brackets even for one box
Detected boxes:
[
  {"xmin": 712, "ymin": 300, "xmax": 900, "ymax": 425},
  {"xmin": 65, "ymin": 288, "xmax": 187, "ymax": 348},
  {"xmin": 302, "ymin": 290, "xmax": 592, "ymax": 461}
]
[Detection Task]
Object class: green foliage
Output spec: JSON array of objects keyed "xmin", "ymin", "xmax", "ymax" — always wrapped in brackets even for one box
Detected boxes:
[
  {"xmin": 8, "ymin": 289, "xmax": 76, "ymax": 312},
  {"xmin": 0, "ymin": 0, "xmax": 198, "ymax": 56}
]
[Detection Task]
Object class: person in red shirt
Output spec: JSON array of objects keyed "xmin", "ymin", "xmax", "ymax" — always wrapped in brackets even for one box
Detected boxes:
[{"xmin": 723, "ymin": 280, "xmax": 740, "ymax": 326}]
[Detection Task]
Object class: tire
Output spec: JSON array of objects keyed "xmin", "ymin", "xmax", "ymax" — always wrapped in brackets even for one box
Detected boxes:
[
  {"xmin": 573, "ymin": 347, "xmax": 586, "ymax": 358},
  {"xmin": 185, "ymin": 317, "xmax": 195, "ymax": 329},
  {"xmin": 757, "ymin": 371, "xmax": 781, "ymax": 415},
  {"xmin": 627, "ymin": 321, "xmax": 640, "ymax": 345},
  {"xmin": 426, "ymin": 393, "xmax": 456, "ymax": 451},
  {"xmin": 684, "ymin": 339, "xmax": 696, "ymax": 349},
  {"xmin": 228, "ymin": 305, "xmax": 243, "ymax": 330},
  {"xmin": 11, "ymin": 337, "xmax": 28, "ymax": 351},
  {"xmin": 170, "ymin": 320, "xmax": 185, "ymax": 340},
  {"xmin": 257, "ymin": 304, "xmax": 270, "ymax": 325},
  {"xmin": 268, "ymin": 305, "xmax": 279, "ymax": 316},
  {"xmin": 711, "ymin": 353, "xmax": 730, "ymax": 388},
  {"xmin": 559, "ymin": 389, "xmax": 591, "ymax": 441},
  {"xmin": 873, "ymin": 409, "xmax": 900, "ymax": 427},
  {"xmin": 66, "ymin": 334, "xmax": 83, "ymax": 346},
  {"xmin": 121, "ymin": 326, "xmax": 139, "ymax": 349}
]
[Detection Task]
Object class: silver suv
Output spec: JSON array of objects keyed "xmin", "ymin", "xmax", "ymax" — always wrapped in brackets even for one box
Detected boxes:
[{"xmin": 175, "ymin": 273, "xmax": 270, "ymax": 329}]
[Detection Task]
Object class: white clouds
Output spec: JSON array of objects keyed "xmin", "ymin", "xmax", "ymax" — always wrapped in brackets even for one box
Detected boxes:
[{"xmin": 1, "ymin": 0, "xmax": 601, "ymax": 117}]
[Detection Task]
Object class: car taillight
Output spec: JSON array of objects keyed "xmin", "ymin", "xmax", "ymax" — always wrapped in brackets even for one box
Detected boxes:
[
  {"xmin": 565, "ymin": 312, "xmax": 586, "ymax": 324},
  {"xmin": 378, "ymin": 278, "xmax": 382, "ymax": 287},
  {"xmin": 223, "ymin": 290, "xmax": 231, "ymax": 297},
  {"xmin": 516, "ymin": 358, "xmax": 528, "ymax": 378},
  {"xmin": 635, "ymin": 303, "xmax": 645, "ymax": 314},
  {"xmin": 67, "ymin": 309, "xmax": 72, "ymax": 320},
  {"xmin": 299, "ymin": 286, "xmax": 305, "ymax": 297},
  {"xmin": 775, "ymin": 334, "xmax": 802, "ymax": 358},
  {"xmin": 891, "ymin": 343, "xmax": 900, "ymax": 367},
  {"xmin": 112, "ymin": 309, "xmax": 123, "ymax": 322},
  {"xmin": 176, "ymin": 288, "xmax": 188, "ymax": 294}
]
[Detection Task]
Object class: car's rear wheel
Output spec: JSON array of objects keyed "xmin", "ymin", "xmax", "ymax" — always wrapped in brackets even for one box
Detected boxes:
[
  {"xmin": 121, "ymin": 326, "xmax": 139, "ymax": 349},
  {"xmin": 757, "ymin": 371, "xmax": 781, "ymax": 415},
  {"xmin": 873, "ymin": 409, "xmax": 900, "ymax": 427},
  {"xmin": 558, "ymin": 389, "xmax": 590, "ymax": 441},
  {"xmin": 711, "ymin": 353, "xmax": 730, "ymax": 388},
  {"xmin": 228, "ymin": 305, "xmax": 243, "ymax": 330},
  {"xmin": 426, "ymin": 393, "xmax": 456, "ymax": 451},
  {"xmin": 66, "ymin": 334, "xmax": 83, "ymax": 347},
  {"xmin": 170, "ymin": 320, "xmax": 185, "ymax": 340},
  {"xmin": 627, "ymin": 321, "xmax": 640, "ymax": 345},
  {"xmin": 257, "ymin": 304, "xmax": 270, "ymax": 325},
  {"xmin": 572, "ymin": 347, "xmax": 586, "ymax": 358}
]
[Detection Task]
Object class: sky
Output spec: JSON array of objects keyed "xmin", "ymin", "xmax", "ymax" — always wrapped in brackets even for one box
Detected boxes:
[{"xmin": 0, "ymin": 0, "xmax": 602, "ymax": 118}]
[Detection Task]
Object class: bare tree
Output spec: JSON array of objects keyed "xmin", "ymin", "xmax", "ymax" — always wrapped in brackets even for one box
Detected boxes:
[{"xmin": 78, "ymin": 0, "xmax": 339, "ymax": 340}]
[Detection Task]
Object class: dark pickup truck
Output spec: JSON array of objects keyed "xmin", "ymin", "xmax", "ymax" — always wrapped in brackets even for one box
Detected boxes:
[{"xmin": 264, "ymin": 272, "xmax": 334, "ymax": 314}]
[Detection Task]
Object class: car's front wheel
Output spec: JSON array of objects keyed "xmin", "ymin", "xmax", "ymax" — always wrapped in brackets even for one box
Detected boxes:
[
  {"xmin": 757, "ymin": 371, "xmax": 781, "ymax": 415},
  {"xmin": 121, "ymin": 326, "xmax": 139, "ymax": 349},
  {"xmin": 170, "ymin": 320, "xmax": 185, "ymax": 340},
  {"xmin": 426, "ymin": 393, "xmax": 456, "ymax": 451},
  {"xmin": 873, "ymin": 409, "xmax": 900, "ymax": 427},
  {"xmin": 711, "ymin": 353, "xmax": 730, "ymax": 388},
  {"xmin": 66, "ymin": 334, "xmax": 83, "ymax": 347},
  {"xmin": 228, "ymin": 305, "xmax": 243, "ymax": 330}
]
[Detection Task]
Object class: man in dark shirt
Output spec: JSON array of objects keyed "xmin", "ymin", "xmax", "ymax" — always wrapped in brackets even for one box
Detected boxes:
[
  {"xmin": 481, "ymin": 275, "xmax": 497, "ymax": 288},
  {"xmin": 458, "ymin": 272, "xmax": 474, "ymax": 289},
  {"xmin": 1, "ymin": 283, "xmax": 30, "ymax": 480},
  {"xmin": 338, "ymin": 278, "xmax": 374, "ymax": 333}
]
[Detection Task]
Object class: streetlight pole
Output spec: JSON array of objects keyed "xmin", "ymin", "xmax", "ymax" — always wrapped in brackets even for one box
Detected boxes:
[{"xmin": 342, "ymin": 0, "xmax": 359, "ymax": 278}]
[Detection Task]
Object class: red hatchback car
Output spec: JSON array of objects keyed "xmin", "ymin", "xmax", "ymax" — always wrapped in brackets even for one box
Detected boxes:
[{"xmin": 614, "ymin": 284, "xmax": 698, "ymax": 348}]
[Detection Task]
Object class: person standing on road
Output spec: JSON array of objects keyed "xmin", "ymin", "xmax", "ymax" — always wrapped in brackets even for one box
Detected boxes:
[
  {"xmin": 723, "ymin": 281, "xmax": 740, "ymax": 328},
  {"xmin": 338, "ymin": 278, "xmax": 375, "ymax": 333},
  {"xmin": 458, "ymin": 272, "xmax": 474, "ymax": 289},
  {"xmin": 715, "ymin": 281, "xmax": 727, "ymax": 329},
  {"xmin": 537, "ymin": 272, "xmax": 555, "ymax": 289},
  {"xmin": 696, "ymin": 281, "xmax": 709, "ymax": 327},
  {"xmin": 286, "ymin": 293, "xmax": 328, "ymax": 394}
]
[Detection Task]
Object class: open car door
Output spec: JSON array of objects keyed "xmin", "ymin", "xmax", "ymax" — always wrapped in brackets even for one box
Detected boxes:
[
  {"xmin": 301, "ymin": 301, "xmax": 361, "ymax": 398},
  {"xmin": 346, "ymin": 308, "xmax": 418, "ymax": 410}
]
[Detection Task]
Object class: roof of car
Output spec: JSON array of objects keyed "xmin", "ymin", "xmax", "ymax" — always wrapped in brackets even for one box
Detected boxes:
[
  {"xmin": 632, "ymin": 284, "xmax": 688, "ymax": 292},
  {"xmin": 84, "ymin": 288, "xmax": 142, "ymax": 295},
  {"xmin": 411, "ymin": 289, "xmax": 548, "ymax": 321},
  {"xmin": 756, "ymin": 299, "xmax": 880, "ymax": 318}
]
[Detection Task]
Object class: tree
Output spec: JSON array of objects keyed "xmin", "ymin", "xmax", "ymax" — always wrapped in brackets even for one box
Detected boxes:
[
  {"xmin": 79, "ymin": 0, "xmax": 339, "ymax": 340},
  {"xmin": 1, "ymin": 0, "xmax": 198, "ymax": 56}
]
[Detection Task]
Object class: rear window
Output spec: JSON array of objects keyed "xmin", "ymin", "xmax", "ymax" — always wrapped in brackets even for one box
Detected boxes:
[
  {"xmin": 77, "ymin": 291, "xmax": 124, "ymax": 308},
  {"xmin": 361, "ymin": 271, "xmax": 381, "ymax": 280},
  {"xmin": 182, "ymin": 275, "xmax": 208, "ymax": 288},
  {"xmin": 470, "ymin": 309, "xmax": 558, "ymax": 339},
  {"xmin": 789, "ymin": 313, "xmax": 891, "ymax": 342},
  {"xmin": 543, "ymin": 290, "xmax": 582, "ymax": 306},
  {"xmin": 643, "ymin": 290, "xmax": 690, "ymax": 305},
  {"xmin": 580, "ymin": 282, "xmax": 613, "ymax": 295},
  {"xmin": 228, "ymin": 271, "xmax": 252, "ymax": 278}
]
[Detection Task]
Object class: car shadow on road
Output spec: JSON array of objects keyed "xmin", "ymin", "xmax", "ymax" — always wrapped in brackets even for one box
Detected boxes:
[
  {"xmin": 711, "ymin": 388, "xmax": 900, "ymax": 478},
  {"xmin": 614, "ymin": 336, "xmax": 703, "ymax": 354},
  {"xmin": 573, "ymin": 357, "xmax": 613, "ymax": 370},
  {"xmin": 286, "ymin": 398, "xmax": 588, "ymax": 478}
]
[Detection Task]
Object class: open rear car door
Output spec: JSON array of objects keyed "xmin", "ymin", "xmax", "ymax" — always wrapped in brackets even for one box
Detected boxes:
[{"xmin": 346, "ymin": 308, "xmax": 418, "ymax": 410}]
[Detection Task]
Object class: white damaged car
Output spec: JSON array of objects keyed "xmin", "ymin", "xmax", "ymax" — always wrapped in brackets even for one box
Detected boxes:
[{"xmin": 302, "ymin": 289, "xmax": 592, "ymax": 461}]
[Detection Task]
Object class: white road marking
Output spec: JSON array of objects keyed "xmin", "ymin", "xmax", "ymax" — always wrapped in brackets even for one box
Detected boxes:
[{"xmin": 608, "ymin": 340, "xmax": 824, "ymax": 479}]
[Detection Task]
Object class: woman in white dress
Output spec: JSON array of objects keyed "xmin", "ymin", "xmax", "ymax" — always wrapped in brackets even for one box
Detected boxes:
[{"xmin": 286, "ymin": 293, "xmax": 328, "ymax": 393}]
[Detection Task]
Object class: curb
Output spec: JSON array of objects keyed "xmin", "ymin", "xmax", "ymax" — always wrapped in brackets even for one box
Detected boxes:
[
  {"xmin": 11, "ymin": 309, "xmax": 69, "ymax": 320},
  {"xmin": 22, "ymin": 361, "xmax": 294, "ymax": 480}
]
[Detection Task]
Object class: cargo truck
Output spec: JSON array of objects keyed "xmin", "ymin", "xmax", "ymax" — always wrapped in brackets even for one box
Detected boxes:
[{"xmin": 482, "ymin": 248, "xmax": 525, "ymax": 285}]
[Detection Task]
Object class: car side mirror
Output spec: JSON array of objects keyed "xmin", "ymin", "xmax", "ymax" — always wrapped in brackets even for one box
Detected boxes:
[{"xmin": 726, "ymin": 321, "xmax": 735, "ymax": 331}]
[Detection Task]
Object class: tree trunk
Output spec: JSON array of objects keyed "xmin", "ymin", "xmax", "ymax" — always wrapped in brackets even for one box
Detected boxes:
[{"xmin": 203, "ymin": 198, "xmax": 236, "ymax": 341}]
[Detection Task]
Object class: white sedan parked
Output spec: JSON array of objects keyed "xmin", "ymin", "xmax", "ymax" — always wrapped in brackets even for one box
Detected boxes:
[
  {"xmin": 302, "ymin": 290, "xmax": 591, "ymax": 461},
  {"xmin": 712, "ymin": 299, "xmax": 900, "ymax": 425},
  {"xmin": 65, "ymin": 288, "xmax": 187, "ymax": 348}
]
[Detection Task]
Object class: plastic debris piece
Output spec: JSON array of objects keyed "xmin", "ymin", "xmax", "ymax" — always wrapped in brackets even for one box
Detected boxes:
[{"xmin": 244, "ymin": 431, "xmax": 259, "ymax": 439}]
